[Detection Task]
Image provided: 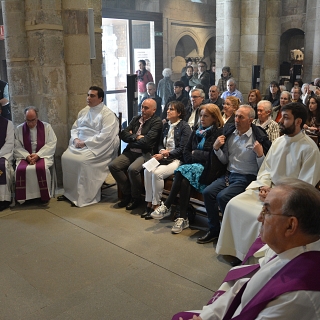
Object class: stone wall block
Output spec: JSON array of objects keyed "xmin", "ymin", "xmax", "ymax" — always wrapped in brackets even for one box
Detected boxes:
[
  {"xmin": 241, "ymin": 19, "xmax": 259, "ymax": 35},
  {"xmin": 62, "ymin": 0, "xmax": 90, "ymax": 10},
  {"xmin": 66, "ymin": 64, "xmax": 92, "ymax": 95},
  {"xmin": 28, "ymin": 31, "xmax": 65, "ymax": 66},
  {"xmin": 1, "ymin": 0, "xmax": 24, "ymax": 12},
  {"xmin": 6, "ymin": 65, "xmax": 31, "ymax": 96},
  {"xmin": 63, "ymin": 10, "xmax": 88, "ymax": 35},
  {"xmin": 2, "ymin": 14, "xmax": 25, "ymax": 38},
  {"xmin": 3, "ymin": 36, "xmax": 29, "ymax": 59},
  {"xmin": 66, "ymin": 94, "xmax": 87, "ymax": 128},
  {"xmin": 63, "ymin": 35, "xmax": 90, "ymax": 64},
  {"xmin": 240, "ymin": 35, "xmax": 259, "ymax": 52}
]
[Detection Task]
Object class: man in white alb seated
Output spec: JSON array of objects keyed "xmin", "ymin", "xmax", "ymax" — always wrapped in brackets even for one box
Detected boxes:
[
  {"xmin": 14, "ymin": 107, "xmax": 57, "ymax": 204},
  {"xmin": 0, "ymin": 105, "xmax": 14, "ymax": 211},
  {"xmin": 216, "ymin": 102, "xmax": 320, "ymax": 264},
  {"xmin": 59, "ymin": 86, "xmax": 119, "ymax": 207},
  {"xmin": 172, "ymin": 179, "xmax": 320, "ymax": 320}
]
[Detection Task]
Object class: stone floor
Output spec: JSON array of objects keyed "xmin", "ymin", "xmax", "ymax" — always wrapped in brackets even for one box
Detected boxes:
[{"xmin": 0, "ymin": 184, "xmax": 231, "ymax": 320}]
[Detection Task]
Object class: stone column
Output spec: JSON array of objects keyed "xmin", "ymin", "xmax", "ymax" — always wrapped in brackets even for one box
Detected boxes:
[
  {"xmin": 311, "ymin": 0, "xmax": 320, "ymax": 79},
  {"xmin": 302, "ymin": 0, "xmax": 316, "ymax": 82},
  {"xmin": 1, "ymin": 0, "xmax": 32, "ymax": 124},
  {"xmin": 263, "ymin": 0, "xmax": 281, "ymax": 87}
]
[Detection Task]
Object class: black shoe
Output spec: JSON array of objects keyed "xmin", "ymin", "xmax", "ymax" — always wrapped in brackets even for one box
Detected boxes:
[
  {"xmin": 197, "ymin": 230, "xmax": 219, "ymax": 244},
  {"xmin": 57, "ymin": 195, "xmax": 67, "ymax": 201},
  {"xmin": 144, "ymin": 211, "xmax": 154, "ymax": 220},
  {"xmin": 126, "ymin": 198, "xmax": 142, "ymax": 210},
  {"xmin": 117, "ymin": 196, "xmax": 131, "ymax": 208},
  {"xmin": 141, "ymin": 206, "xmax": 152, "ymax": 218},
  {"xmin": 229, "ymin": 257, "xmax": 242, "ymax": 267},
  {"xmin": 0, "ymin": 201, "xmax": 10, "ymax": 212}
]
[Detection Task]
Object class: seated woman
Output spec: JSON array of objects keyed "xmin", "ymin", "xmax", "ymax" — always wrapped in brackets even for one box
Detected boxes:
[
  {"xmin": 303, "ymin": 95, "xmax": 320, "ymax": 136},
  {"xmin": 143, "ymin": 101, "xmax": 191, "ymax": 219},
  {"xmin": 247, "ymin": 89, "xmax": 262, "ymax": 118},
  {"xmin": 150, "ymin": 104, "xmax": 225, "ymax": 234},
  {"xmin": 222, "ymin": 96, "xmax": 240, "ymax": 124},
  {"xmin": 264, "ymin": 81, "xmax": 281, "ymax": 107},
  {"xmin": 271, "ymin": 90, "xmax": 291, "ymax": 122}
]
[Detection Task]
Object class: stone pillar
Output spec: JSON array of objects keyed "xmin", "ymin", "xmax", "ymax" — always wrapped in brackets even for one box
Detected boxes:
[
  {"xmin": 1, "ymin": 0, "xmax": 32, "ymax": 124},
  {"xmin": 215, "ymin": 0, "xmax": 225, "ymax": 84},
  {"xmin": 311, "ymin": 0, "xmax": 320, "ymax": 79},
  {"xmin": 263, "ymin": 0, "xmax": 281, "ymax": 87},
  {"xmin": 304, "ymin": 0, "xmax": 317, "ymax": 82}
]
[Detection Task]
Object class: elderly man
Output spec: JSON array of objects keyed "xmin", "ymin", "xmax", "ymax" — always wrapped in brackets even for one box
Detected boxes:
[
  {"xmin": 271, "ymin": 90, "xmax": 291, "ymax": 122},
  {"xmin": 221, "ymin": 78, "xmax": 243, "ymax": 103},
  {"xmin": 204, "ymin": 85, "xmax": 224, "ymax": 111},
  {"xmin": 185, "ymin": 88, "xmax": 205, "ymax": 129},
  {"xmin": 14, "ymin": 107, "xmax": 57, "ymax": 204},
  {"xmin": 59, "ymin": 86, "xmax": 119, "ymax": 207},
  {"xmin": 189, "ymin": 61, "xmax": 210, "ymax": 96},
  {"xmin": 198, "ymin": 105, "xmax": 270, "ymax": 244},
  {"xmin": 109, "ymin": 98, "xmax": 162, "ymax": 210},
  {"xmin": 291, "ymin": 86, "xmax": 303, "ymax": 103},
  {"xmin": 0, "ymin": 106, "xmax": 14, "ymax": 211},
  {"xmin": 138, "ymin": 82, "xmax": 162, "ymax": 117},
  {"xmin": 216, "ymin": 102, "xmax": 320, "ymax": 264},
  {"xmin": 172, "ymin": 179, "xmax": 320, "ymax": 320},
  {"xmin": 252, "ymin": 100, "xmax": 280, "ymax": 142}
]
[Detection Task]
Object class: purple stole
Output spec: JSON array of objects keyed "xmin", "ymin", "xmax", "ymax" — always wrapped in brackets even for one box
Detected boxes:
[
  {"xmin": 224, "ymin": 251, "xmax": 320, "ymax": 319},
  {"xmin": 242, "ymin": 236, "xmax": 265, "ymax": 265},
  {"xmin": 0, "ymin": 116, "xmax": 8, "ymax": 185},
  {"xmin": 16, "ymin": 120, "xmax": 50, "ymax": 201}
]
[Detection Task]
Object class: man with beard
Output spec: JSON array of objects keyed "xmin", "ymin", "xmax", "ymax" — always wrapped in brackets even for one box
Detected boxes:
[{"xmin": 216, "ymin": 102, "xmax": 320, "ymax": 266}]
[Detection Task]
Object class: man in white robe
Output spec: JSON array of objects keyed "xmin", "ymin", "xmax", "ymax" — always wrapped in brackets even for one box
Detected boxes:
[
  {"xmin": 59, "ymin": 86, "xmax": 119, "ymax": 207},
  {"xmin": 216, "ymin": 102, "xmax": 320, "ymax": 263},
  {"xmin": 0, "ymin": 109, "xmax": 14, "ymax": 211},
  {"xmin": 14, "ymin": 107, "xmax": 57, "ymax": 204},
  {"xmin": 173, "ymin": 179, "xmax": 320, "ymax": 320}
]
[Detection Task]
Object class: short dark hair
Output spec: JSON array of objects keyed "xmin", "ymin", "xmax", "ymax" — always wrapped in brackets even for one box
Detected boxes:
[
  {"xmin": 168, "ymin": 101, "xmax": 186, "ymax": 119},
  {"xmin": 89, "ymin": 86, "xmax": 104, "ymax": 102},
  {"xmin": 277, "ymin": 179, "xmax": 320, "ymax": 236},
  {"xmin": 173, "ymin": 80, "xmax": 185, "ymax": 89},
  {"xmin": 280, "ymin": 102, "xmax": 307, "ymax": 128},
  {"xmin": 198, "ymin": 60, "xmax": 207, "ymax": 68},
  {"xmin": 138, "ymin": 59, "xmax": 146, "ymax": 66}
]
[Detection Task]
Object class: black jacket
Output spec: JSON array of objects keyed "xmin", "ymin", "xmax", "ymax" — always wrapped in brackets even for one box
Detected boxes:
[
  {"xmin": 223, "ymin": 123, "xmax": 271, "ymax": 156},
  {"xmin": 184, "ymin": 103, "xmax": 203, "ymax": 130},
  {"xmin": 120, "ymin": 114, "xmax": 163, "ymax": 155},
  {"xmin": 158, "ymin": 120, "xmax": 191, "ymax": 161},
  {"xmin": 203, "ymin": 96, "xmax": 224, "ymax": 112}
]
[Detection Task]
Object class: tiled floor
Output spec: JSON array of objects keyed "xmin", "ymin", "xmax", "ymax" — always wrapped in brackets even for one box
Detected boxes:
[{"xmin": 0, "ymin": 184, "xmax": 231, "ymax": 320}]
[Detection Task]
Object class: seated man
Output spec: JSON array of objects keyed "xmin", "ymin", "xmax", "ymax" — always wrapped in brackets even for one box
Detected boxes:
[
  {"xmin": 252, "ymin": 100, "xmax": 280, "ymax": 142},
  {"xmin": 185, "ymin": 88, "xmax": 205, "ymax": 129},
  {"xmin": 216, "ymin": 102, "xmax": 320, "ymax": 263},
  {"xmin": 203, "ymin": 85, "xmax": 224, "ymax": 112},
  {"xmin": 221, "ymin": 78, "xmax": 243, "ymax": 103},
  {"xmin": 14, "ymin": 107, "xmax": 57, "ymax": 204},
  {"xmin": 109, "ymin": 98, "xmax": 162, "ymax": 210},
  {"xmin": 0, "ymin": 106, "xmax": 14, "ymax": 211},
  {"xmin": 59, "ymin": 86, "xmax": 119, "ymax": 207},
  {"xmin": 198, "ymin": 105, "xmax": 270, "ymax": 244},
  {"xmin": 138, "ymin": 82, "xmax": 162, "ymax": 117},
  {"xmin": 172, "ymin": 179, "xmax": 320, "ymax": 320}
]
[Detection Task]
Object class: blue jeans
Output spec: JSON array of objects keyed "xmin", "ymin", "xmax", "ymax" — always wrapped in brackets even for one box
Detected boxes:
[{"xmin": 202, "ymin": 172, "xmax": 256, "ymax": 233}]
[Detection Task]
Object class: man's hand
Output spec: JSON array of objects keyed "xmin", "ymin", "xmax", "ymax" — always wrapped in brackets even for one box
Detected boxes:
[
  {"xmin": 26, "ymin": 153, "xmax": 39, "ymax": 165},
  {"xmin": 153, "ymin": 153, "xmax": 164, "ymax": 161},
  {"xmin": 179, "ymin": 316, "xmax": 202, "ymax": 320},
  {"xmin": 213, "ymin": 135, "xmax": 226, "ymax": 150},
  {"xmin": 73, "ymin": 138, "xmax": 86, "ymax": 148},
  {"xmin": 253, "ymin": 141, "xmax": 263, "ymax": 158},
  {"xmin": 259, "ymin": 186, "xmax": 271, "ymax": 202},
  {"xmin": 136, "ymin": 135, "xmax": 144, "ymax": 140}
]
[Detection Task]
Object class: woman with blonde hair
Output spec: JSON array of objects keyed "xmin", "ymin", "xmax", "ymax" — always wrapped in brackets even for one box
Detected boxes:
[
  {"xmin": 222, "ymin": 96, "xmax": 240, "ymax": 124},
  {"xmin": 151, "ymin": 104, "xmax": 226, "ymax": 234}
]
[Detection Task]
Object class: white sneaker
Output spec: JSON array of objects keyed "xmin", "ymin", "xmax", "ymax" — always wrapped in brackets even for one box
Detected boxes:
[
  {"xmin": 171, "ymin": 218, "xmax": 189, "ymax": 234},
  {"xmin": 150, "ymin": 202, "xmax": 169, "ymax": 220}
]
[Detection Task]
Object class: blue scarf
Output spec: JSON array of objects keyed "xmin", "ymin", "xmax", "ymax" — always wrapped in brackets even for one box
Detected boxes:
[{"xmin": 196, "ymin": 125, "xmax": 212, "ymax": 150}]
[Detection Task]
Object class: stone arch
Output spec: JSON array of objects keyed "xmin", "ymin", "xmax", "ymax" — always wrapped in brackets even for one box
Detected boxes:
[
  {"xmin": 280, "ymin": 28, "xmax": 305, "ymax": 66},
  {"xmin": 203, "ymin": 35, "xmax": 216, "ymax": 69},
  {"xmin": 174, "ymin": 34, "xmax": 199, "ymax": 59}
]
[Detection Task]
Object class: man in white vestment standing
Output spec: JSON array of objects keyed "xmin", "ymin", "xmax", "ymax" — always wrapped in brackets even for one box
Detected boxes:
[
  {"xmin": 59, "ymin": 86, "xmax": 119, "ymax": 207},
  {"xmin": 14, "ymin": 107, "xmax": 57, "ymax": 204},
  {"xmin": 216, "ymin": 102, "xmax": 320, "ymax": 264},
  {"xmin": 172, "ymin": 179, "xmax": 320, "ymax": 320},
  {"xmin": 0, "ymin": 106, "xmax": 14, "ymax": 211}
]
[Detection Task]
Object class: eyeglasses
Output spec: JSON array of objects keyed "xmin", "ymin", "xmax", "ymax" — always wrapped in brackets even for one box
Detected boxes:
[
  {"xmin": 26, "ymin": 118, "xmax": 37, "ymax": 123},
  {"xmin": 260, "ymin": 206, "xmax": 294, "ymax": 219},
  {"xmin": 167, "ymin": 107, "xmax": 176, "ymax": 111},
  {"xmin": 191, "ymin": 96, "xmax": 201, "ymax": 99}
]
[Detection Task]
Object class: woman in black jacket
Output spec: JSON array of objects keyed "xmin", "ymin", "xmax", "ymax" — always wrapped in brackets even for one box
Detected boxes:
[
  {"xmin": 150, "ymin": 104, "xmax": 225, "ymax": 234},
  {"xmin": 143, "ymin": 101, "xmax": 191, "ymax": 218}
]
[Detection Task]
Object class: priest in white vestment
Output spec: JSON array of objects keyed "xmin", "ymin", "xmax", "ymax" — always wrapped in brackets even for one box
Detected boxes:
[
  {"xmin": 216, "ymin": 102, "xmax": 320, "ymax": 262},
  {"xmin": 0, "ymin": 111, "xmax": 14, "ymax": 211},
  {"xmin": 14, "ymin": 107, "xmax": 57, "ymax": 204},
  {"xmin": 60, "ymin": 86, "xmax": 120, "ymax": 207},
  {"xmin": 173, "ymin": 180, "xmax": 320, "ymax": 320}
]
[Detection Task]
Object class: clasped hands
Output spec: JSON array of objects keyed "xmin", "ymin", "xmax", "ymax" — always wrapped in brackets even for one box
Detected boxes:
[
  {"xmin": 26, "ymin": 153, "xmax": 39, "ymax": 165},
  {"xmin": 73, "ymin": 138, "xmax": 86, "ymax": 149},
  {"xmin": 153, "ymin": 149, "xmax": 169, "ymax": 160}
]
